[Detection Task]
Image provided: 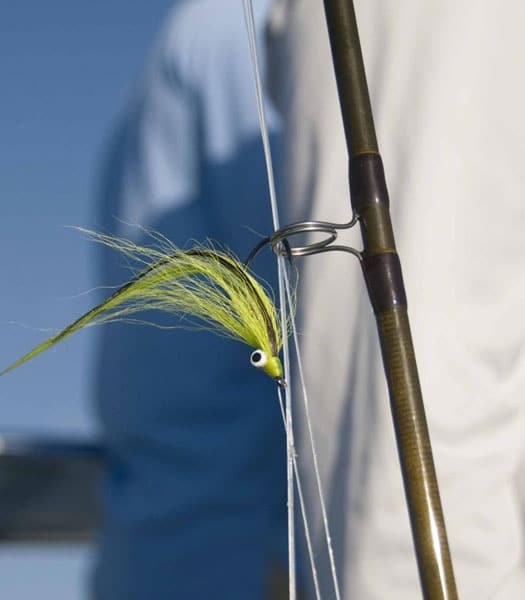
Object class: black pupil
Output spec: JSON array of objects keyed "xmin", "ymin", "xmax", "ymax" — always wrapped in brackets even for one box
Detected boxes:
[{"xmin": 252, "ymin": 352, "xmax": 262, "ymax": 363}]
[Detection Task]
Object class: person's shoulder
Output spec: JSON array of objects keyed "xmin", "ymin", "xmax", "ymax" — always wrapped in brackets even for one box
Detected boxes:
[
  {"xmin": 158, "ymin": 0, "xmax": 253, "ymax": 80},
  {"xmin": 164, "ymin": 0, "xmax": 249, "ymax": 43}
]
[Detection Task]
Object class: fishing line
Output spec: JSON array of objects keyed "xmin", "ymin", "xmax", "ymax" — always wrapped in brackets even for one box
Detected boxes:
[
  {"xmin": 241, "ymin": 0, "xmax": 298, "ymax": 596},
  {"xmin": 283, "ymin": 272, "xmax": 342, "ymax": 600},
  {"xmin": 242, "ymin": 2, "xmax": 341, "ymax": 598},
  {"xmin": 277, "ymin": 384, "xmax": 322, "ymax": 600}
]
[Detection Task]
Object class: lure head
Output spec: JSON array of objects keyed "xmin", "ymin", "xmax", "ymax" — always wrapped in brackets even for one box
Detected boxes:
[{"xmin": 250, "ymin": 349, "xmax": 283, "ymax": 383}]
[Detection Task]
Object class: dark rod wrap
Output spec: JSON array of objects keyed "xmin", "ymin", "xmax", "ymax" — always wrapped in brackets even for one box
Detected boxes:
[
  {"xmin": 362, "ymin": 252, "xmax": 407, "ymax": 314},
  {"xmin": 322, "ymin": 1, "xmax": 459, "ymax": 598},
  {"xmin": 350, "ymin": 153, "xmax": 390, "ymax": 210}
]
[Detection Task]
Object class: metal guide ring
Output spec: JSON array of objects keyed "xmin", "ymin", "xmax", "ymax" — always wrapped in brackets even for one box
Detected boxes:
[{"xmin": 244, "ymin": 214, "xmax": 361, "ymax": 266}]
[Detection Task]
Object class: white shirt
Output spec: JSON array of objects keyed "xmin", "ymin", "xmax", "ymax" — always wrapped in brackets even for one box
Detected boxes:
[{"xmin": 267, "ymin": 1, "xmax": 525, "ymax": 598}]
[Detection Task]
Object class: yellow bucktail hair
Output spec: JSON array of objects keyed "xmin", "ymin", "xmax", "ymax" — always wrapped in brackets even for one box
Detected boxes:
[{"xmin": 1, "ymin": 229, "xmax": 285, "ymax": 380}]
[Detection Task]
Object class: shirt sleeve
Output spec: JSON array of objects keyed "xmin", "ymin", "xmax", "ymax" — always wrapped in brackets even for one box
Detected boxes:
[{"xmin": 115, "ymin": 8, "xmax": 201, "ymax": 234}]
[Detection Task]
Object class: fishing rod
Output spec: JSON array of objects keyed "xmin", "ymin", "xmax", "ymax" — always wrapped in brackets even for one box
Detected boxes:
[
  {"xmin": 251, "ymin": 1, "xmax": 459, "ymax": 597},
  {"xmin": 1, "ymin": 2, "xmax": 458, "ymax": 596},
  {"xmin": 321, "ymin": 1, "xmax": 458, "ymax": 598}
]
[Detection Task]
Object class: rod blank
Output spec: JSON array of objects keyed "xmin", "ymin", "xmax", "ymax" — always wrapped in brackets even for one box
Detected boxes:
[{"xmin": 322, "ymin": 1, "xmax": 459, "ymax": 598}]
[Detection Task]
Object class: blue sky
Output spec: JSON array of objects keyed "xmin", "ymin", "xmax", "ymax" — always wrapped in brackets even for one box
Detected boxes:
[{"xmin": 0, "ymin": 1, "xmax": 173, "ymax": 596}]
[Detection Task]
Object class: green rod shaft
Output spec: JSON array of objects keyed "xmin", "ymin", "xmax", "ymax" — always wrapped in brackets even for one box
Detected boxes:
[{"xmin": 322, "ymin": 2, "xmax": 459, "ymax": 599}]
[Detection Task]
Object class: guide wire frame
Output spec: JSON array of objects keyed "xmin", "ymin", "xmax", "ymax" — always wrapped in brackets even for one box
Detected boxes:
[{"xmin": 244, "ymin": 213, "xmax": 361, "ymax": 266}]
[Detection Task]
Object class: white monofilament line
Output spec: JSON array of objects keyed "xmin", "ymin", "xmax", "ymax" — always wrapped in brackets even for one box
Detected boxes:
[
  {"xmin": 277, "ymin": 385, "xmax": 322, "ymax": 600},
  {"xmin": 283, "ymin": 271, "xmax": 342, "ymax": 600},
  {"xmin": 241, "ymin": 2, "xmax": 341, "ymax": 599},
  {"xmin": 240, "ymin": 3, "xmax": 296, "ymax": 597},
  {"xmin": 278, "ymin": 265, "xmax": 296, "ymax": 600}
]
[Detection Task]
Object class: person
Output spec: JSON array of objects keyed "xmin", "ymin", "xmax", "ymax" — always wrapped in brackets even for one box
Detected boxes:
[
  {"xmin": 92, "ymin": 2, "xmax": 287, "ymax": 599},
  {"xmin": 266, "ymin": 0, "xmax": 525, "ymax": 598}
]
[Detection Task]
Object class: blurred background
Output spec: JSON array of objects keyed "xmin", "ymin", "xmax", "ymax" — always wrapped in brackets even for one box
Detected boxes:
[{"xmin": 0, "ymin": 2, "xmax": 173, "ymax": 597}]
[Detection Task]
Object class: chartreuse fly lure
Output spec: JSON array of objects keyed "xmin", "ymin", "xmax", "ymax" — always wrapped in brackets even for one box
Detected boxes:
[{"xmin": 1, "ymin": 230, "xmax": 285, "ymax": 383}]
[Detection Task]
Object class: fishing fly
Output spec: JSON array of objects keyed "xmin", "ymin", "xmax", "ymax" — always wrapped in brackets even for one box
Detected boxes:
[{"xmin": 0, "ymin": 229, "xmax": 287, "ymax": 385}]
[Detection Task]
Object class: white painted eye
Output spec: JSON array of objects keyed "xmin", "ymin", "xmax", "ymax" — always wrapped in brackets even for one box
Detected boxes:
[{"xmin": 250, "ymin": 349, "xmax": 268, "ymax": 369}]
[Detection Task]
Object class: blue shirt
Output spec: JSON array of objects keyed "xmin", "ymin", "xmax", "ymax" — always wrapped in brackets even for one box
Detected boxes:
[{"xmin": 92, "ymin": 2, "xmax": 286, "ymax": 598}]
